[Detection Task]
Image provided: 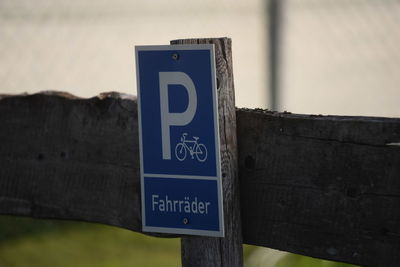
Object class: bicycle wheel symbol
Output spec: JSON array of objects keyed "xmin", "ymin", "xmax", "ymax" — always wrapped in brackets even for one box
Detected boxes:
[
  {"xmin": 175, "ymin": 143, "xmax": 187, "ymax": 161},
  {"xmin": 195, "ymin": 144, "xmax": 207, "ymax": 162}
]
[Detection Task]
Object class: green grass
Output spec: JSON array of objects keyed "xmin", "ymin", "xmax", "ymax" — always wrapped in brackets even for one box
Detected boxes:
[
  {"xmin": 243, "ymin": 244, "xmax": 257, "ymax": 260},
  {"xmin": 0, "ymin": 217, "xmax": 257, "ymax": 267},
  {"xmin": 0, "ymin": 217, "xmax": 180, "ymax": 267},
  {"xmin": 0, "ymin": 216, "xmax": 360, "ymax": 267}
]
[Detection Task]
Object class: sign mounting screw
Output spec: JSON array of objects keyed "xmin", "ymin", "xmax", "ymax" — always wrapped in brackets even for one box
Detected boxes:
[{"xmin": 172, "ymin": 53, "xmax": 179, "ymax": 61}]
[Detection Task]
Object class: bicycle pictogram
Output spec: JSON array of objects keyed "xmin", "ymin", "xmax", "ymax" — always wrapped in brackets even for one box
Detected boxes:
[{"xmin": 175, "ymin": 133, "xmax": 208, "ymax": 162}]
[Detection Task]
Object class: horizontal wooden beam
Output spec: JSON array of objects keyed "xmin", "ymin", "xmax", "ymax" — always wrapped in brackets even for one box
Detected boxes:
[
  {"xmin": 0, "ymin": 92, "xmax": 143, "ymax": 231},
  {"xmin": 0, "ymin": 92, "xmax": 399, "ymax": 266},
  {"xmin": 237, "ymin": 109, "xmax": 400, "ymax": 267}
]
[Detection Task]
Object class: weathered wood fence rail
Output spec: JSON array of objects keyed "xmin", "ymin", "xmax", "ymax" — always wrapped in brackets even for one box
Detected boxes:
[{"xmin": 0, "ymin": 92, "xmax": 399, "ymax": 267}]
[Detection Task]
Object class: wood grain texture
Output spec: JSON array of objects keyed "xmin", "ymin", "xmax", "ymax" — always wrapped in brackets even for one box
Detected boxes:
[
  {"xmin": 170, "ymin": 38, "xmax": 243, "ymax": 267},
  {"xmin": 1, "ymin": 92, "xmax": 400, "ymax": 266},
  {"xmin": 237, "ymin": 109, "xmax": 400, "ymax": 267},
  {"xmin": 0, "ymin": 92, "xmax": 142, "ymax": 230}
]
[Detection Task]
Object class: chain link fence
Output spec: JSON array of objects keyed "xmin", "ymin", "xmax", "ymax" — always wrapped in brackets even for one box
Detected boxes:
[
  {"xmin": 280, "ymin": 0, "xmax": 400, "ymax": 116},
  {"xmin": 1, "ymin": 0, "xmax": 399, "ymax": 113},
  {"xmin": 0, "ymin": 0, "xmax": 266, "ymax": 108}
]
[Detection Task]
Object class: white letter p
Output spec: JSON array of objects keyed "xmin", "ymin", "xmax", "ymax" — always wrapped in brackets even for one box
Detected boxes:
[{"xmin": 159, "ymin": 72, "xmax": 197, "ymax": 160}]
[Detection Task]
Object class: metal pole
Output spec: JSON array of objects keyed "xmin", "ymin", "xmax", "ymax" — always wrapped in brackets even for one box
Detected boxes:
[{"xmin": 268, "ymin": 0, "xmax": 283, "ymax": 111}]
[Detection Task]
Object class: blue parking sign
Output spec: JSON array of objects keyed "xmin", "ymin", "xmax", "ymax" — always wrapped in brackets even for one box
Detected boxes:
[{"xmin": 135, "ymin": 45, "xmax": 224, "ymax": 237}]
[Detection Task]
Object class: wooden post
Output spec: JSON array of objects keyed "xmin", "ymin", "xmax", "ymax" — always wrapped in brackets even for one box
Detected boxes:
[{"xmin": 170, "ymin": 38, "xmax": 243, "ymax": 266}]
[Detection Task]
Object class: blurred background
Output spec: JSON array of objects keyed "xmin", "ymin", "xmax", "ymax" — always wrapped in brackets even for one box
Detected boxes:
[{"xmin": 0, "ymin": 0, "xmax": 399, "ymax": 266}]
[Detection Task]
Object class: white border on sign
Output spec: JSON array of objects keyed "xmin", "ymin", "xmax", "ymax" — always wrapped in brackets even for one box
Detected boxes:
[
  {"xmin": 135, "ymin": 44, "xmax": 224, "ymax": 237},
  {"xmin": 144, "ymin": 173, "xmax": 218, "ymax": 181}
]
